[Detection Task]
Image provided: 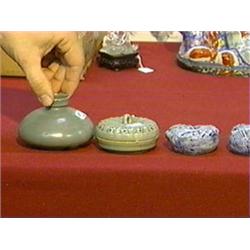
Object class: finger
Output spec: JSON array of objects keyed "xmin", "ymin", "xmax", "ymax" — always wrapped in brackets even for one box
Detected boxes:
[
  {"xmin": 51, "ymin": 65, "xmax": 66, "ymax": 93},
  {"xmin": 22, "ymin": 57, "xmax": 54, "ymax": 106},
  {"xmin": 42, "ymin": 62, "xmax": 60, "ymax": 81},
  {"xmin": 56, "ymin": 34, "xmax": 85, "ymax": 96},
  {"xmin": 61, "ymin": 65, "xmax": 82, "ymax": 96}
]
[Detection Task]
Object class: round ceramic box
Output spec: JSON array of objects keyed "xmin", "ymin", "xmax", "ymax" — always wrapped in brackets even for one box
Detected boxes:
[{"xmin": 95, "ymin": 114, "xmax": 160, "ymax": 152}]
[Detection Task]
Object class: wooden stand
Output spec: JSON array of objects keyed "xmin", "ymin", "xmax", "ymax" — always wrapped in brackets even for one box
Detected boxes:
[{"xmin": 97, "ymin": 52, "xmax": 139, "ymax": 71}]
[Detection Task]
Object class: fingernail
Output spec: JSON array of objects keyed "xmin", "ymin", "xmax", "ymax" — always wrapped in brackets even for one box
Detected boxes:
[{"xmin": 39, "ymin": 95, "xmax": 53, "ymax": 106}]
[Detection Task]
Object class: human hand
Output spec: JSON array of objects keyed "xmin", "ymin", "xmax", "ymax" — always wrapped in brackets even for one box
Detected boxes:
[{"xmin": 0, "ymin": 32, "xmax": 85, "ymax": 106}]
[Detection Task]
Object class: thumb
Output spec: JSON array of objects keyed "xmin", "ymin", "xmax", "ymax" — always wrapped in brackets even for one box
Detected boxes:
[{"xmin": 22, "ymin": 57, "xmax": 54, "ymax": 107}]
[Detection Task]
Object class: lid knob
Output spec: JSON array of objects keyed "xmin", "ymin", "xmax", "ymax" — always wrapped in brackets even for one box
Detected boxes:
[{"xmin": 122, "ymin": 114, "xmax": 135, "ymax": 124}]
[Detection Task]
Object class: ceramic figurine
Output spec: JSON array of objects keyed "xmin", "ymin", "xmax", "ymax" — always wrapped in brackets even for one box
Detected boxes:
[
  {"xmin": 177, "ymin": 31, "xmax": 250, "ymax": 77},
  {"xmin": 97, "ymin": 31, "xmax": 139, "ymax": 71},
  {"xmin": 18, "ymin": 93, "xmax": 94, "ymax": 149},
  {"xmin": 150, "ymin": 31, "xmax": 173, "ymax": 41},
  {"xmin": 229, "ymin": 124, "xmax": 250, "ymax": 155},
  {"xmin": 165, "ymin": 124, "xmax": 220, "ymax": 155},
  {"xmin": 95, "ymin": 114, "xmax": 159, "ymax": 152}
]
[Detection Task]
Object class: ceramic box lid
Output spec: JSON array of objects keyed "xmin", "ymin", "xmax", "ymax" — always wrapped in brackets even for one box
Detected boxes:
[{"xmin": 96, "ymin": 114, "xmax": 159, "ymax": 142}]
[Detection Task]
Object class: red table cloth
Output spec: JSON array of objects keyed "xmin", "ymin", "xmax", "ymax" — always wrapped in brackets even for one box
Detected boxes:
[{"xmin": 1, "ymin": 43, "xmax": 249, "ymax": 217}]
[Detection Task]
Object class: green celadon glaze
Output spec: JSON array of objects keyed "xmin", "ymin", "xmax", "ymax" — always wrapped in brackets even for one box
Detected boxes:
[
  {"xmin": 18, "ymin": 93, "xmax": 94, "ymax": 149},
  {"xmin": 95, "ymin": 114, "xmax": 159, "ymax": 152}
]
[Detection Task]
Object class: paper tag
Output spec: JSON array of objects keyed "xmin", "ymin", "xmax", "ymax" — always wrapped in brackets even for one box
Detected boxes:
[
  {"xmin": 138, "ymin": 67, "xmax": 154, "ymax": 74},
  {"xmin": 136, "ymin": 54, "xmax": 154, "ymax": 74},
  {"xmin": 75, "ymin": 110, "xmax": 87, "ymax": 120}
]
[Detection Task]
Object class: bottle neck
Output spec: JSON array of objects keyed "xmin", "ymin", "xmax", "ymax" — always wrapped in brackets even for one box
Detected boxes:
[{"xmin": 50, "ymin": 93, "xmax": 69, "ymax": 108}]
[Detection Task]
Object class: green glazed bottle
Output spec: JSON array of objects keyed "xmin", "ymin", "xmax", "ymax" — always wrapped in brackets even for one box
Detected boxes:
[{"xmin": 18, "ymin": 93, "xmax": 94, "ymax": 149}]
